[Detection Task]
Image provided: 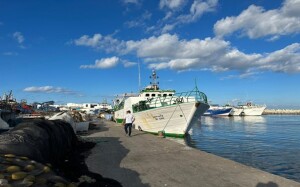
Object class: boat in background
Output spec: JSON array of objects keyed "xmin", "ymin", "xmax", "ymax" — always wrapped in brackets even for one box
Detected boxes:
[
  {"xmin": 65, "ymin": 100, "xmax": 113, "ymax": 115},
  {"xmin": 0, "ymin": 109, "xmax": 10, "ymax": 132},
  {"xmin": 49, "ymin": 111, "xmax": 93, "ymax": 133},
  {"xmin": 229, "ymin": 102, "xmax": 266, "ymax": 116},
  {"xmin": 229, "ymin": 107, "xmax": 243, "ymax": 116},
  {"xmin": 203, "ymin": 104, "xmax": 232, "ymax": 116},
  {"xmin": 113, "ymin": 70, "xmax": 209, "ymax": 138}
]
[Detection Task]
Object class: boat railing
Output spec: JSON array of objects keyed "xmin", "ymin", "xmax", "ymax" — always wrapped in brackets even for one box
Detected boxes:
[{"xmin": 132, "ymin": 87, "xmax": 208, "ymax": 112}]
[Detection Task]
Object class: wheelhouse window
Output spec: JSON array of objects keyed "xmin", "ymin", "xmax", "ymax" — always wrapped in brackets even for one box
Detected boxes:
[
  {"xmin": 158, "ymin": 94, "xmax": 161, "ymax": 97},
  {"xmin": 163, "ymin": 94, "xmax": 167, "ymax": 97},
  {"xmin": 151, "ymin": 94, "xmax": 156, "ymax": 97},
  {"xmin": 169, "ymin": 94, "xmax": 173, "ymax": 96},
  {"xmin": 145, "ymin": 94, "xmax": 150, "ymax": 97}
]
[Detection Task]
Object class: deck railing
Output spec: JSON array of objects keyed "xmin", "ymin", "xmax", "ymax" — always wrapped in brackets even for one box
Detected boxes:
[{"xmin": 133, "ymin": 86, "xmax": 207, "ymax": 113}]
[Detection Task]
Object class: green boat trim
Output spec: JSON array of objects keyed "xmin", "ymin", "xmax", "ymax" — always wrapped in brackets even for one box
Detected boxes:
[
  {"xmin": 115, "ymin": 118, "xmax": 185, "ymax": 138},
  {"xmin": 140, "ymin": 89, "xmax": 175, "ymax": 93},
  {"xmin": 142, "ymin": 130, "xmax": 185, "ymax": 138},
  {"xmin": 115, "ymin": 118, "xmax": 124, "ymax": 123}
]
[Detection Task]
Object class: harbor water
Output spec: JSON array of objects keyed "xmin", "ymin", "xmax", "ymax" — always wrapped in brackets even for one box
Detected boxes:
[{"xmin": 185, "ymin": 115, "xmax": 300, "ymax": 182}]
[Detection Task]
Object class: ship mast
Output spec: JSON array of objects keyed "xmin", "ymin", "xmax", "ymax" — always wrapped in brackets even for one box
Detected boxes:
[
  {"xmin": 138, "ymin": 58, "xmax": 141, "ymax": 91},
  {"xmin": 150, "ymin": 69, "xmax": 159, "ymax": 90}
]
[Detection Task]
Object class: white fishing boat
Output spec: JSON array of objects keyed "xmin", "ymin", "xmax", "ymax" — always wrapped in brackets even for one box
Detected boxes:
[
  {"xmin": 230, "ymin": 102, "xmax": 266, "ymax": 116},
  {"xmin": 113, "ymin": 70, "xmax": 209, "ymax": 138},
  {"xmin": 229, "ymin": 107, "xmax": 244, "ymax": 116}
]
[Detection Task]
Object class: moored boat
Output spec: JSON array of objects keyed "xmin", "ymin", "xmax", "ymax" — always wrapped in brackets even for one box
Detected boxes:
[
  {"xmin": 203, "ymin": 104, "xmax": 232, "ymax": 116},
  {"xmin": 0, "ymin": 110, "xmax": 10, "ymax": 132},
  {"xmin": 113, "ymin": 70, "xmax": 209, "ymax": 138},
  {"xmin": 229, "ymin": 102, "xmax": 266, "ymax": 116}
]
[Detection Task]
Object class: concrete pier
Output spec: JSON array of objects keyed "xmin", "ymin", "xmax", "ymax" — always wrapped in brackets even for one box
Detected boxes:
[{"xmin": 84, "ymin": 119, "xmax": 300, "ymax": 187}]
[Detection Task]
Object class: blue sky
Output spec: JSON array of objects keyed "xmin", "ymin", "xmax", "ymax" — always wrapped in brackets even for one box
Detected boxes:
[{"xmin": 1, "ymin": 0, "xmax": 300, "ymax": 108}]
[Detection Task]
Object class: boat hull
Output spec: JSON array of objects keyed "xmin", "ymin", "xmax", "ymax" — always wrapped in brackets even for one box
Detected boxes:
[
  {"xmin": 230, "ymin": 108, "xmax": 243, "ymax": 116},
  {"xmin": 114, "ymin": 102, "xmax": 209, "ymax": 137},
  {"xmin": 230, "ymin": 106, "xmax": 266, "ymax": 116},
  {"xmin": 240, "ymin": 106, "xmax": 266, "ymax": 116},
  {"xmin": 129, "ymin": 102, "xmax": 208, "ymax": 137},
  {"xmin": 203, "ymin": 107, "xmax": 232, "ymax": 116}
]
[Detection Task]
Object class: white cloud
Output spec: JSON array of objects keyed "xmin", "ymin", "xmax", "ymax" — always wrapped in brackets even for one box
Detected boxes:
[
  {"xmin": 156, "ymin": 0, "xmax": 218, "ymax": 33},
  {"xmin": 74, "ymin": 33, "xmax": 102, "ymax": 47},
  {"xmin": 23, "ymin": 86, "xmax": 75, "ymax": 94},
  {"xmin": 73, "ymin": 32, "xmax": 300, "ymax": 75},
  {"xmin": 125, "ymin": 34, "xmax": 230, "ymax": 59},
  {"xmin": 221, "ymin": 71, "xmax": 260, "ymax": 80},
  {"xmin": 181, "ymin": 0, "xmax": 218, "ymax": 22},
  {"xmin": 13, "ymin": 32, "xmax": 24, "ymax": 44},
  {"xmin": 257, "ymin": 43, "xmax": 300, "ymax": 73},
  {"xmin": 2, "ymin": 52, "xmax": 18, "ymax": 56},
  {"xmin": 124, "ymin": 34, "xmax": 300, "ymax": 74},
  {"xmin": 159, "ymin": 0, "xmax": 186, "ymax": 10},
  {"xmin": 161, "ymin": 24, "xmax": 176, "ymax": 33},
  {"xmin": 214, "ymin": 0, "xmax": 300, "ymax": 39},
  {"xmin": 80, "ymin": 57, "xmax": 119, "ymax": 69},
  {"xmin": 125, "ymin": 11, "xmax": 152, "ymax": 28},
  {"xmin": 122, "ymin": 0, "xmax": 140, "ymax": 4},
  {"xmin": 73, "ymin": 33, "xmax": 124, "ymax": 53},
  {"xmin": 123, "ymin": 60, "xmax": 137, "ymax": 68}
]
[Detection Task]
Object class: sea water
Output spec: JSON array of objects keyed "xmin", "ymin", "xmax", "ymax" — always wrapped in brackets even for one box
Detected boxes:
[{"xmin": 185, "ymin": 115, "xmax": 300, "ymax": 182}]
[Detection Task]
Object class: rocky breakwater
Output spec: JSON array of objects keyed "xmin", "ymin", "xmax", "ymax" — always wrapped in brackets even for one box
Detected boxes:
[
  {"xmin": 0, "ymin": 119, "xmax": 121, "ymax": 186},
  {"xmin": 263, "ymin": 109, "xmax": 300, "ymax": 115}
]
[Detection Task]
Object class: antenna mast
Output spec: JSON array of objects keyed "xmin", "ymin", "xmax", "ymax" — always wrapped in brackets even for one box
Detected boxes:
[
  {"xmin": 150, "ymin": 69, "xmax": 159, "ymax": 90},
  {"xmin": 138, "ymin": 58, "xmax": 141, "ymax": 91}
]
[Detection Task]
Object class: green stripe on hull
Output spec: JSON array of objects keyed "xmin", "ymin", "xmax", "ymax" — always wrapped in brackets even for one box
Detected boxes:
[
  {"xmin": 116, "ymin": 118, "xmax": 124, "ymax": 123},
  {"xmin": 143, "ymin": 131, "xmax": 185, "ymax": 138},
  {"xmin": 115, "ymin": 119, "xmax": 185, "ymax": 138}
]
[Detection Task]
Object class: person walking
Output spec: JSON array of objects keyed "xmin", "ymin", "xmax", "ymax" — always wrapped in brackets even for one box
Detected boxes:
[{"xmin": 123, "ymin": 110, "xmax": 135, "ymax": 137}]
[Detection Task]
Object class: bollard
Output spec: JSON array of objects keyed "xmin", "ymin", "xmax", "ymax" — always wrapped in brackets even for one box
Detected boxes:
[{"xmin": 157, "ymin": 131, "xmax": 165, "ymax": 138}]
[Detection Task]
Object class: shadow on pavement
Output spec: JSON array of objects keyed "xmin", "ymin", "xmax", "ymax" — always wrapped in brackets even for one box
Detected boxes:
[
  {"xmin": 85, "ymin": 136, "xmax": 150, "ymax": 187},
  {"xmin": 256, "ymin": 181, "xmax": 278, "ymax": 187}
]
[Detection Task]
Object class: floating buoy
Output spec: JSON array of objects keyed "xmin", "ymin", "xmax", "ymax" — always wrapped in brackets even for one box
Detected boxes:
[
  {"xmin": 6, "ymin": 166, "xmax": 21, "ymax": 173},
  {"xmin": 11, "ymin": 171, "xmax": 27, "ymax": 180}
]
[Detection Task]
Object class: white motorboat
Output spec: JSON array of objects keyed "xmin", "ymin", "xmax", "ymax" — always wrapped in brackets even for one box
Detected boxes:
[
  {"xmin": 113, "ymin": 70, "xmax": 209, "ymax": 138},
  {"xmin": 203, "ymin": 104, "xmax": 232, "ymax": 116},
  {"xmin": 230, "ymin": 102, "xmax": 266, "ymax": 116}
]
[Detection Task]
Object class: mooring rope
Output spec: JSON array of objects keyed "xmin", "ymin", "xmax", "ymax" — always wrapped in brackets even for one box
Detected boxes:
[{"xmin": 162, "ymin": 102, "xmax": 187, "ymax": 132}]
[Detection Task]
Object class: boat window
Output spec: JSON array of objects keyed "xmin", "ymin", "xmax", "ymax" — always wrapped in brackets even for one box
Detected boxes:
[
  {"xmin": 158, "ymin": 94, "xmax": 161, "ymax": 97},
  {"xmin": 163, "ymin": 94, "xmax": 167, "ymax": 97},
  {"xmin": 145, "ymin": 94, "xmax": 150, "ymax": 97},
  {"xmin": 86, "ymin": 104, "xmax": 88, "ymax": 107},
  {"xmin": 169, "ymin": 94, "xmax": 173, "ymax": 96},
  {"xmin": 151, "ymin": 94, "xmax": 156, "ymax": 97}
]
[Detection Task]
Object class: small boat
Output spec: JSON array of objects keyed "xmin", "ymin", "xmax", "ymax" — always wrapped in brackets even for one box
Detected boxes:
[
  {"xmin": 49, "ymin": 111, "xmax": 92, "ymax": 133},
  {"xmin": 113, "ymin": 70, "xmax": 209, "ymax": 138},
  {"xmin": 229, "ymin": 102, "xmax": 266, "ymax": 116},
  {"xmin": 66, "ymin": 100, "xmax": 113, "ymax": 115},
  {"xmin": 0, "ymin": 110, "xmax": 10, "ymax": 132},
  {"xmin": 203, "ymin": 104, "xmax": 232, "ymax": 116},
  {"xmin": 0, "ymin": 91, "xmax": 19, "ymax": 128}
]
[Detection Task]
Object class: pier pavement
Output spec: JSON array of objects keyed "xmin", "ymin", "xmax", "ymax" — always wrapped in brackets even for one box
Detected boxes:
[{"xmin": 84, "ymin": 119, "xmax": 300, "ymax": 187}]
